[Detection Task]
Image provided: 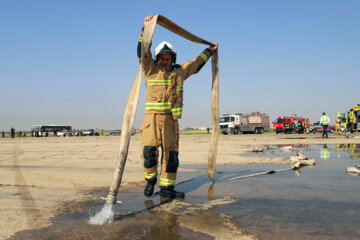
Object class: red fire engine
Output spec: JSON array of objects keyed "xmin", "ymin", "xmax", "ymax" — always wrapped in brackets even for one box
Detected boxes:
[{"xmin": 273, "ymin": 115, "xmax": 305, "ymax": 134}]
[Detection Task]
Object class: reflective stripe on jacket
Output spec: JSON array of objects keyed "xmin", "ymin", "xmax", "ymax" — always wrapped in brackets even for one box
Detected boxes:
[{"xmin": 140, "ymin": 45, "xmax": 212, "ymax": 116}]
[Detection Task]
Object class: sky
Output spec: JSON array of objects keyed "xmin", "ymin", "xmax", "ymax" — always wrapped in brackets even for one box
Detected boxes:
[{"xmin": 1, "ymin": 0, "xmax": 359, "ymax": 131}]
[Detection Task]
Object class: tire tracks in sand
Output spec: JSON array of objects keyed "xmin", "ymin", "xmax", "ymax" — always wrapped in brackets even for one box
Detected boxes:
[{"xmin": 12, "ymin": 146, "xmax": 42, "ymax": 230}]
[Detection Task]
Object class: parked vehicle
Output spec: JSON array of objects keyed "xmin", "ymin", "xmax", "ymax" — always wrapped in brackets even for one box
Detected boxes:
[
  {"xmin": 219, "ymin": 112, "xmax": 270, "ymax": 134},
  {"xmin": 109, "ymin": 130, "xmax": 121, "ymax": 136},
  {"xmin": 309, "ymin": 122, "xmax": 336, "ymax": 133},
  {"xmin": 82, "ymin": 129, "xmax": 95, "ymax": 136},
  {"xmin": 273, "ymin": 115, "xmax": 305, "ymax": 134},
  {"xmin": 338, "ymin": 104, "xmax": 360, "ymax": 133},
  {"xmin": 56, "ymin": 130, "xmax": 72, "ymax": 137}
]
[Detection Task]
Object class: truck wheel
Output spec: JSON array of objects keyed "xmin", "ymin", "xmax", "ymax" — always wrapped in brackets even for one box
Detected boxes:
[
  {"xmin": 254, "ymin": 128, "xmax": 258, "ymax": 134},
  {"xmin": 222, "ymin": 132, "xmax": 228, "ymax": 135},
  {"xmin": 234, "ymin": 128, "xmax": 239, "ymax": 135},
  {"xmin": 312, "ymin": 129, "xmax": 317, "ymax": 134},
  {"xmin": 330, "ymin": 129, "xmax": 334, "ymax": 133},
  {"xmin": 259, "ymin": 128, "xmax": 264, "ymax": 134}
]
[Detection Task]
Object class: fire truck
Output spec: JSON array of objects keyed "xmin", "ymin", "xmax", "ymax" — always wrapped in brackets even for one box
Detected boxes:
[
  {"xmin": 338, "ymin": 104, "xmax": 360, "ymax": 133},
  {"xmin": 219, "ymin": 112, "xmax": 270, "ymax": 134},
  {"xmin": 273, "ymin": 115, "xmax": 305, "ymax": 134}
]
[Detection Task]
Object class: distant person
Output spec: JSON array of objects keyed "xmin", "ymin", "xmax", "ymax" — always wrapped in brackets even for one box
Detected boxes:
[
  {"xmin": 19, "ymin": 131, "xmax": 22, "ymax": 138},
  {"xmin": 320, "ymin": 112, "xmax": 330, "ymax": 139},
  {"xmin": 2, "ymin": 131, "xmax": 4, "ymax": 138},
  {"xmin": 297, "ymin": 120, "xmax": 303, "ymax": 134},
  {"xmin": 284, "ymin": 120, "xmax": 290, "ymax": 134},
  {"xmin": 305, "ymin": 118, "xmax": 310, "ymax": 134},
  {"xmin": 10, "ymin": 127, "xmax": 15, "ymax": 138},
  {"xmin": 335, "ymin": 115, "xmax": 342, "ymax": 135}
]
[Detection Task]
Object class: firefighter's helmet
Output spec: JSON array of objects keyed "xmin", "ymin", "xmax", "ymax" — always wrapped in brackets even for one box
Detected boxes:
[{"xmin": 154, "ymin": 41, "xmax": 177, "ymax": 64}]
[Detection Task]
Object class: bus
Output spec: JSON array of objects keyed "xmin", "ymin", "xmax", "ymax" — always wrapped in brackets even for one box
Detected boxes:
[{"xmin": 32, "ymin": 125, "xmax": 72, "ymax": 137}]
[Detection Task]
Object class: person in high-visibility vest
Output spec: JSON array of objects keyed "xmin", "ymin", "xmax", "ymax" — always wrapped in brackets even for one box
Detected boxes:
[
  {"xmin": 138, "ymin": 15, "xmax": 218, "ymax": 199},
  {"xmin": 335, "ymin": 115, "xmax": 342, "ymax": 135},
  {"xmin": 320, "ymin": 112, "xmax": 330, "ymax": 139}
]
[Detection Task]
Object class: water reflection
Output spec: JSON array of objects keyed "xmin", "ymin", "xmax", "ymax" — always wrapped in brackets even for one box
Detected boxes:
[
  {"xmin": 320, "ymin": 144, "xmax": 330, "ymax": 159},
  {"xmin": 143, "ymin": 200, "xmax": 182, "ymax": 239},
  {"xmin": 336, "ymin": 143, "xmax": 360, "ymax": 159}
]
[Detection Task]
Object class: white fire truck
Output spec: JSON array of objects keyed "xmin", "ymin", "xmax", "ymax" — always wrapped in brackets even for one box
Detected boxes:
[{"xmin": 219, "ymin": 112, "xmax": 270, "ymax": 134}]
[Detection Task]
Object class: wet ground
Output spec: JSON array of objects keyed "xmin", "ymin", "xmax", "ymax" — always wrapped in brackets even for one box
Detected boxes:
[{"xmin": 10, "ymin": 144, "xmax": 360, "ymax": 240}]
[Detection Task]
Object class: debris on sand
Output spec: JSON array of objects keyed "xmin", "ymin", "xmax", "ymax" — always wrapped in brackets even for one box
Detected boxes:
[
  {"xmin": 280, "ymin": 145, "xmax": 296, "ymax": 152},
  {"xmin": 288, "ymin": 147, "xmax": 316, "ymax": 166},
  {"xmin": 346, "ymin": 166, "xmax": 360, "ymax": 174},
  {"xmin": 252, "ymin": 145, "xmax": 265, "ymax": 152}
]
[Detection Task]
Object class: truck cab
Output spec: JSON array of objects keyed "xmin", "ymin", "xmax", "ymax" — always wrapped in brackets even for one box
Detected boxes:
[
  {"xmin": 219, "ymin": 114, "xmax": 241, "ymax": 134},
  {"xmin": 337, "ymin": 105, "xmax": 360, "ymax": 133},
  {"xmin": 273, "ymin": 118, "xmax": 287, "ymax": 133}
]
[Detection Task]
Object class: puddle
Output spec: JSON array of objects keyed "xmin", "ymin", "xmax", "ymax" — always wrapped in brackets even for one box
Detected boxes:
[{"xmin": 10, "ymin": 144, "xmax": 360, "ymax": 240}]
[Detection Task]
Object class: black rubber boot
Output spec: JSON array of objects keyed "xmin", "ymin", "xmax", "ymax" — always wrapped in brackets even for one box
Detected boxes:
[
  {"xmin": 159, "ymin": 186, "xmax": 185, "ymax": 198},
  {"xmin": 144, "ymin": 178, "xmax": 157, "ymax": 197}
]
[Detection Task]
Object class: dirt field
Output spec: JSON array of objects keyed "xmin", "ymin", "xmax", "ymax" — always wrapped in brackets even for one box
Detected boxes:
[{"xmin": 1, "ymin": 133, "xmax": 359, "ymax": 239}]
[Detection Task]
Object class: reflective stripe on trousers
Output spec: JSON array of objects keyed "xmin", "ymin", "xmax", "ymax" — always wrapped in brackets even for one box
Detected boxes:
[
  {"xmin": 159, "ymin": 177, "xmax": 175, "ymax": 186},
  {"xmin": 144, "ymin": 170, "xmax": 157, "ymax": 180}
]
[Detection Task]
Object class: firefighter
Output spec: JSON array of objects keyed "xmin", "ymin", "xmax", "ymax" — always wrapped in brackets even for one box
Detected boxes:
[
  {"xmin": 138, "ymin": 15, "xmax": 218, "ymax": 198},
  {"xmin": 284, "ymin": 120, "xmax": 290, "ymax": 134},
  {"xmin": 335, "ymin": 115, "xmax": 342, "ymax": 135},
  {"xmin": 320, "ymin": 112, "xmax": 330, "ymax": 139},
  {"xmin": 297, "ymin": 120, "xmax": 303, "ymax": 134},
  {"xmin": 305, "ymin": 118, "xmax": 310, "ymax": 134},
  {"xmin": 291, "ymin": 121, "xmax": 295, "ymax": 133}
]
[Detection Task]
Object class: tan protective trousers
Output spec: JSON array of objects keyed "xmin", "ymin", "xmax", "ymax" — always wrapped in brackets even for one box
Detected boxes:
[
  {"xmin": 140, "ymin": 113, "xmax": 179, "ymax": 186},
  {"xmin": 336, "ymin": 125, "xmax": 341, "ymax": 135}
]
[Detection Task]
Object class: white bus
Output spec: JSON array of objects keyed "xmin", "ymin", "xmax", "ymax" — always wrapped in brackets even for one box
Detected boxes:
[{"xmin": 32, "ymin": 125, "xmax": 72, "ymax": 137}]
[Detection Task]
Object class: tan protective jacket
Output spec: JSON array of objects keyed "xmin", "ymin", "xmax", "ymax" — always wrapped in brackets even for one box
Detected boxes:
[{"xmin": 141, "ymin": 46, "xmax": 212, "ymax": 119}]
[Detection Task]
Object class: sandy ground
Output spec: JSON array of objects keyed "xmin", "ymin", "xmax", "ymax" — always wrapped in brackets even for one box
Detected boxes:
[{"xmin": 1, "ymin": 133, "xmax": 359, "ymax": 239}]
